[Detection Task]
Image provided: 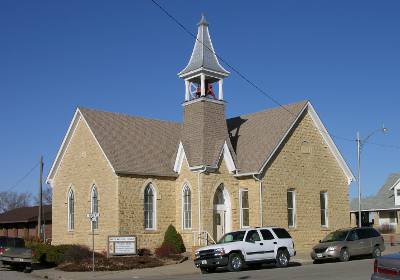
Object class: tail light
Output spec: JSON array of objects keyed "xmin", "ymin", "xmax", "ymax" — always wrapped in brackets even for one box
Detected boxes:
[
  {"xmin": 374, "ymin": 259, "xmax": 400, "ymax": 276},
  {"xmin": 0, "ymin": 248, "xmax": 4, "ymax": 255}
]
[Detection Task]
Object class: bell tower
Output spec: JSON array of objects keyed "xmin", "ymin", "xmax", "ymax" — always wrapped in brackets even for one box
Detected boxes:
[
  {"xmin": 178, "ymin": 15, "xmax": 229, "ymax": 102},
  {"xmin": 178, "ymin": 15, "xmax": 232, "ymax": 170}
]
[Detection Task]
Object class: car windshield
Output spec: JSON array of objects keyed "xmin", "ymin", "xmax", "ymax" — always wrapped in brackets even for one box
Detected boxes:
[
  {"xmin": 321, "ymin": 230, "xmax": 349, "ymax": 242},
  {"xmin": 217, "ymin": 231, "xmax": 246, "ymax": 244}
]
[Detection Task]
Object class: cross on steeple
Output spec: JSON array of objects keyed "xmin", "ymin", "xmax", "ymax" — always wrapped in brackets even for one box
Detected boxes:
[{"xmin": 178, "ymin": 14, "xmax": 229, "ymax": 102}]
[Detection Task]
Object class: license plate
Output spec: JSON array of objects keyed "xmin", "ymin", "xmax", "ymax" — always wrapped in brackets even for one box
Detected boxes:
[
  {"xmin": 18, "ymin": 258, "xmax": 24, "ymax": 262},
  {"xmin": 317, "ymin": 253, "xmax": 323, "ymax": 258},
  {"xmin": 201, "ymin": 260, "xmax": 207, "ymax": 265}
]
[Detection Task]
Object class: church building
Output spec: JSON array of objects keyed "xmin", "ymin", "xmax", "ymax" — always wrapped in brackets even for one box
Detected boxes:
[{"xmin": 47, "ymin": 16, "xmax": 354, "ymax": 252}]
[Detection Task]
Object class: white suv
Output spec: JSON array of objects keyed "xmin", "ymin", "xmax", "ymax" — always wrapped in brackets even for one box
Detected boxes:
[{"xmin": 194, "ymin": 227, "xmax": 296, "ymax": 273}]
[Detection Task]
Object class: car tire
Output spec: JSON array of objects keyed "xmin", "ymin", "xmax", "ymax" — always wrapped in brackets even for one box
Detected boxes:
[
  {"xmin": 339, "ymin": 248, "xmax": 350, "ymax": 262},
  {"xmin": 227, "ymin": 253, "xmax": 244, "ymax": 272},
  {"xmin": 372, "ymin": 246, "xmax": 381, "ymax": 258},
  {"xmin": 313, "ymin": 259, "xmax": 322, "ymax": 264},
  {"xmin": 23, "ymin": 266, "xmax": 32, "ymax": 273},
  {"xmin": 200, "ymin": 267, "xmax": 216, "ymax": 274},
  {"xmin": 276, "ymin": 249, "xmax": 290, "ymax": 268}
]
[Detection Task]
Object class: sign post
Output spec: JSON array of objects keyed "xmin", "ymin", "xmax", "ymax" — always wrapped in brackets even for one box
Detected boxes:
[{"xmin": 87, "ymin": 212, "xmax": 99, "ymax": 272}]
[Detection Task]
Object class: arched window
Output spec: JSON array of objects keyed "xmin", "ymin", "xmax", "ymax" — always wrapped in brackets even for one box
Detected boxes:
[
  {"xmin": 67, "ymin": 188, "xmax": 74, "ymax": 231},
  {"xmin": 144, "ymin": 184, "xmax": 156, "ymax": 230},
  {"xmin": 182, "ymin": 185, "xmax": 192, "ymax": 229},
  {"xmin": 91, "ymin": 185, "xmax": 99, "ymax": 230}
]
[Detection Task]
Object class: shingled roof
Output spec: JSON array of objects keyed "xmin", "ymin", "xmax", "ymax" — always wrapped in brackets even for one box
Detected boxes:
[
  {"xmin": 350, "ymin": 173, "xmax": 400, "ymax": 211},
  {"xmin": 0, "ymin": 205, "xmax": 52, "ymax": 224},
  {"xmin": 79, "ymin": 108, "xmax": 181, "ymax": 177},
  {"xmin": 47, "ymin": 100, "xmax": 353, "ymax": 181},
  {"xmin": 227, "ymin": 101, "xmax": 308, "ymax": 174}
]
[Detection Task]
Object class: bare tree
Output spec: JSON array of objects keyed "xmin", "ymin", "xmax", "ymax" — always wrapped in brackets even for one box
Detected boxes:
[
  {"xmin": 34, "ymin": 186, "xmax": 52, "ymax": 205},
  {"xmin": 0, "ymin": 191, "xmax": 32, "ymax": 213}
]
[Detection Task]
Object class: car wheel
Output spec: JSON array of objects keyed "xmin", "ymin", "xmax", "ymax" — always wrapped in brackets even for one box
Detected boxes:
[
  {"xmin": 23, "ymin": 266, "xmax": 32, "ymax": 273},
  {"xmin": 339, "ymin": 248, "xmax": 350, "ymax": 262},
  {"xmin": 372, "ymin": 246, "xmax": 381, "ymax": 258},
  {"xmin": 200, "ymin": 267, "xmax": 216, "ymax": 274},
  {"xmin": 276, "ymin": 249, "xmax": 290, "ymax": 268},
  {"xmin": 227, "ymin": 253, "xmax": 244, "ymax": 272}
]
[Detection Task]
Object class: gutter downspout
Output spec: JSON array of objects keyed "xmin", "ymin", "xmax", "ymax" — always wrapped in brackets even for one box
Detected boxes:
[
  {"xmin": 253, "ymin": 174, "xmax": 263, "ymax": 227},
  {"xmin": 198, "ymin": 167, "xmax": 207, "ymax": 244}
]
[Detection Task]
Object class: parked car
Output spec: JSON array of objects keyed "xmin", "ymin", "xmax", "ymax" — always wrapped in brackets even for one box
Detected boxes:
[
  {"xmin": 0, "ymin": 236, "xmax": 33, "ymax": 273},
  {"xmin": 194, "ymin": 227, "xmax": 296, "ymax": 273},
  {"xmin": 371, "ymin": 253, "xmax": 400, "ymax": 279},
  {"xmin": 311, "ymin": 227, "xmax": 385, "ymax": 263}
]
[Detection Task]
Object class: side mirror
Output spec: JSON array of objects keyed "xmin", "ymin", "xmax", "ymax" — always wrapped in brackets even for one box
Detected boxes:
[{"xmin": 319, "ymin": 240, "xmax": 322, "ymax": 243}]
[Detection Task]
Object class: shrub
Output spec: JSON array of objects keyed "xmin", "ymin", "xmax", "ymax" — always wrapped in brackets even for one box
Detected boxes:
[
  {"xmin": 162, "ymin": 224, "xmax": 186, "ymax": 253},
  {"xmin": 138, "ymin": 248, "xmax": 151, "ymax": 256},
  {"xmin": 58, "ymin": 256, "xmax": 163, "ymax": 271},
  {"xmin": 154, "ymin": 243, "xmax": 177, "ymax": 258},
  {"xmin": 26, "ymin": 242, "xmax": 67, "ymax": 265}
]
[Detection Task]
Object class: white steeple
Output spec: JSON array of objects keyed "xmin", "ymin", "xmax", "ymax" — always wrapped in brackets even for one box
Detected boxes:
[{"xmin": 179, "ymin": 14, "xmax": 229, "ymax": 102}]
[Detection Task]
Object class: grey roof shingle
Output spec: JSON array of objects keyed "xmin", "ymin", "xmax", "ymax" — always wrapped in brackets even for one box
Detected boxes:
[
  {"xmin": 80, "ymin": 108, "xmax": 181, "ymax": 177},
  {"xmin": 227, "ymin": 101, "xmax": 308, "ymax": 174},
  {"xmin": 350, "ymin": 173, "xmax": 400, "ymax": 211},
  {"xmin": 181, "ymin": 99, "xmax": 233, "ymax": 168},
  {"xmin": 179, "ymin": 15, "xmax": 229, "ymax": 78},
  {"xmin": 78, "ymin": 100, "xmax": 308, "ymax": 177}
]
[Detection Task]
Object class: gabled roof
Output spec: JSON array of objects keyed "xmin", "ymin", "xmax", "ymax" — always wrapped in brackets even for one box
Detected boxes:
[
  {"xmin": 228, "ymin": 101, "xmax": 354, "ymax": 182},
  {"xmin": 80, "ymin": 108, "xmax": 181, "ymax": 177},
  {"xmin": 0, "ymin": 205, "xmax": 52, "ymax": 224},
  {"xmin": 227, "ymin": 101, "xmax": 308, "ymax": 174},
  {"xmin": 47, "ymin": 101, "xmax": 353, "ymax": 182},
  {"xmin": 178, "ymin": 15, "xmax": 229, "ymax": 79},
  {"xmin": 350, "ymin": 173, "xmax": 400, "ymax": 211},
  {"xmin": 47, "ymin": 108, "xmax": 181, "ymax": 183}
]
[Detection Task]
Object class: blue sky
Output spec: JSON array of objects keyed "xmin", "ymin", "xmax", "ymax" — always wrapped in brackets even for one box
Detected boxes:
[{"xmin": 0, "ymin": 0, "xmax": 399, "ymax": 200}]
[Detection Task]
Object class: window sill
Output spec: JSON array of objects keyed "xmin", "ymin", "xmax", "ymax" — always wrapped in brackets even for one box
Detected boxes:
[{"xmin": 144, "ymin": 229, "xmax": 160, "ymax": 234}]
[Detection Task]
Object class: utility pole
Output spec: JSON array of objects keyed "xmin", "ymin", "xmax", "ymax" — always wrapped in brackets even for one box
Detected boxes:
[
  {"xmin": 38, "ymin": 156, "xmax": 43, "ymax": 240},
  {"xmin": 356, "ymin": 132, "xmax": 361, "ymax": 228}
]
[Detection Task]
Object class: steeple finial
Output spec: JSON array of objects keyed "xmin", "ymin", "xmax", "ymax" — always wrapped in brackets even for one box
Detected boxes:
[{"xmin": 198, "ymin": 13, "xmax": 208, "ymax": 26}]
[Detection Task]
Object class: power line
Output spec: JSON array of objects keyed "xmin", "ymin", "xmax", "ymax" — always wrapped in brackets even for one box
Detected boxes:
[
  {"xmin": 149, "ymin": 0, "xmax": 293, "ymax": 116},
  {"xmin": 2, "ymin": 162, "xmax": 39, "ymax": 193},
  {"xmin": 149, "ymin": 0, "xmax": 400, "ymax": 151}
]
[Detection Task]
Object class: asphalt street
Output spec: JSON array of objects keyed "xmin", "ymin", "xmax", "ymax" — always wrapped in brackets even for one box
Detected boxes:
[
  {"xmin": 0, "ymin": 258, "xmax": 376, "ymax": 280},
  {"xmin": 142, "ymin": 259, "xmax": 375, "ymax": 280}
]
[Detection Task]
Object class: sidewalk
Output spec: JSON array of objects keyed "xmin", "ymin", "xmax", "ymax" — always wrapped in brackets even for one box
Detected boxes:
[{"xmin": 30, "ymin": 246, "xmax": 400, "ymax": 280}]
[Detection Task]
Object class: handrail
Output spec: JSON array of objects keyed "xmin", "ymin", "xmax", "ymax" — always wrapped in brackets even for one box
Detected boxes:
[{"xmin": 192, "ymin": 230, "xmax": 216, "ymax": 247}]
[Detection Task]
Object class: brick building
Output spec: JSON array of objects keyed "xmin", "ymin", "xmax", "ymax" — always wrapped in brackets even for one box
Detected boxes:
[
  {"xmin": 0, "ymin": 205, "xmax": 52, "ymax": 241},
  {"xmin": 47, "ymin": 15, "xmax": 354, "ymax": 252}
]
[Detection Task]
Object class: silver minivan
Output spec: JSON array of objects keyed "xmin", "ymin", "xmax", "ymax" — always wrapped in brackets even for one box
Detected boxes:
[{"xmin": 311, "ymin": 227, "xmax": 385, "ymax": 263}]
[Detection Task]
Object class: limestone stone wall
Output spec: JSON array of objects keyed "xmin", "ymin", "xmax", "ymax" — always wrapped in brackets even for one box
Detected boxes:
[
  {"xmin": 118, "ymin": 175, "xmax": 176, "ymax": 251},
  {"xmin": 260, "ymin": 111, "xmax": 350, "ymax": 250},
  {"xmin": 51, "ymin": 117, "xmax": 119, "ymax": 251}
]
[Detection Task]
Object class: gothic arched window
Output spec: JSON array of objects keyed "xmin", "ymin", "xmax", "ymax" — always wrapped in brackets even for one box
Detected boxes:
[
  {"xmin": 91, "ymin": 185, "xmax": 99, "ymax": 230},
  {"xmin": 144, "ymin": 184, "xmax": 156, "ymax": 230},
  {"xmin": 182, "ymin": 185, "xmax": 192, "ymax": 229},
  {"xmin": 67, "ymin": 188, "xmax": 74, "ymax": 231}
]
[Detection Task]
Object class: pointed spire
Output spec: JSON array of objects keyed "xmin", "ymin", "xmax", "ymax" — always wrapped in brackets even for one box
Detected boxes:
[
  {"xmin": 178, "ymin": 14, "xmax": 229, "ymax": 79},
  {"xmin": 198, "ymin": 13, "xmax": 208, "ymax": 26}
]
